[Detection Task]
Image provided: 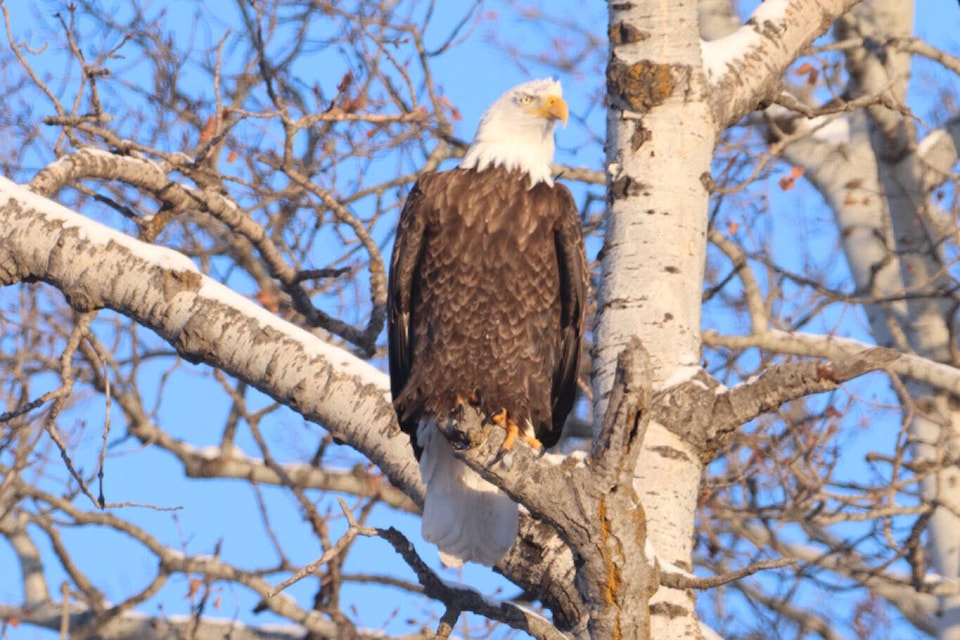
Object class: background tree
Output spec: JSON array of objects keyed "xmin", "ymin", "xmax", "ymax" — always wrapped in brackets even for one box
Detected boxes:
[{"xmin": 0, "ymin": 1, "xmax": 958, "ymax": 639}]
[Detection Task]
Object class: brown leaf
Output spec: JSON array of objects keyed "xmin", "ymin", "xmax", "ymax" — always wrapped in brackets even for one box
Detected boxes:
[
  {"xmin": 255, "ymin": 290, "xmax": 280, "ymax": 314},
  {"xmin": 794, "ymin": 62, "xmax": 819, "ymax": 85},
  {"xmin": 199, "ymin": 115, "xmax": 216, "ymax": 144},
  {"xmin": 185, "ymin": 577, "xmax": 202, "ymax": 598},
  {"xmin": 439, "ymin": 95, "xmax": 461, "ymax": 121},
  {"xmin": 337, "ymin": 71, "xmax": 353, "ymax": 95},
  {"xmin": 341, "ymin": 94, "xmax": 366, "ymax": 114}
]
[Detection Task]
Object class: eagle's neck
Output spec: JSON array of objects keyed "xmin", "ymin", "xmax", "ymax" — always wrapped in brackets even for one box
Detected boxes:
[{"xmin": 460, "ymin": 122, "xmax": 556, "ymax": 188}]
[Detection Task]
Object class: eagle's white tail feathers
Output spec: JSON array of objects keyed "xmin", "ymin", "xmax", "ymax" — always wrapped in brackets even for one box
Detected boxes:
[{"xmin": 417, "ymin": 420, "xmax": 518, "ymax": 567}]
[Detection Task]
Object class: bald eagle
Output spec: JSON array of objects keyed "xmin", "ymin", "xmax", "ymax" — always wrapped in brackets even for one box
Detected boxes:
[{"xmin": 388, "ymin": 78, "xmax": 587, "ymax": 567}]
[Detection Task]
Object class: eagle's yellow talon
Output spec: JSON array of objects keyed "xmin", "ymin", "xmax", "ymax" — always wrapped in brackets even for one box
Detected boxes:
[{"xmin": 486, "ymin": 409, "xmax": 542, "ymax": 457}]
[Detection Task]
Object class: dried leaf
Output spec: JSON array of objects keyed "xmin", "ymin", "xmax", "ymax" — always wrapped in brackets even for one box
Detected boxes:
[
  {"xmin": 439, "ymin": 95, "xmax": 461, "ymax": 121},
  {"xmin": 255, "ymin": 290, "xmax": 280, "ymax": 313},
  {"xmin": 185, "ymin": 577, "xmax": 202, "ymax": 598},
  {"xmin": 199, "ymin": 115, "xmax": 216, "ymax": 144},
  {"xmin": 337, "ymin": 71, "xmax": 354, "ymax": 95},
  {"xmin": 794, "ymin": 62, "xmax": 819, "ymax": 84}
]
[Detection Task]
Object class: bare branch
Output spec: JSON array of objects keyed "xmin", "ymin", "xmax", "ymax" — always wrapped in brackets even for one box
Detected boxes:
[
  {"xmin": 369, "ymin": 526, "xmax": 571, "ymax": 640},
  {"xmin": 659, "ymin": 557, "xmax": 796, "ymax": 590}
]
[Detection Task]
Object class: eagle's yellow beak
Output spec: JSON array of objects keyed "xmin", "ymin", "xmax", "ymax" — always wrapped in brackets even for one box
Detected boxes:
[{"xmin": 540, "ymin": 95, "xmax": 569, "ymax": 128}]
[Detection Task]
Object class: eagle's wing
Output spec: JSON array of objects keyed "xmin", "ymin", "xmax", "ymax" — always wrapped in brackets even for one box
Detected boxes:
[
  {"xmin": 549, "ymin": 184, "xmax": 588, "ymax": 439},
  {"xmin": 388, "ymin": 179, "xmax": 429, "ymax": 440}
]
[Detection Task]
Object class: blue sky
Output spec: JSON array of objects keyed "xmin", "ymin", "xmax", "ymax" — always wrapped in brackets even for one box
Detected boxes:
[
  {"xmin": 0, "ymin": 2, "xmax": 606, "ymax": 639},
  {"xmin": 2, "ymin": 1, "xmax": 959, "ymax": 639}
]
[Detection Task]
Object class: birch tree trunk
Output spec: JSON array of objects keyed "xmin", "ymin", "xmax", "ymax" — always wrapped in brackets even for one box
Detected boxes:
[
  {"xmin": 598, "ymin": 0, "xmax": 712, "ymax": 634},
  {"xmin": 595, "ymin": 0, "xmax": 860, "ymax": 636}
]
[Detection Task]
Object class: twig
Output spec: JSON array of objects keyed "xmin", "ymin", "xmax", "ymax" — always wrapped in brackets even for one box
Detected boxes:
[
  {"xmin": 59, "ymin": 581, "xmax": 69, "ymax": 640},
  {"xmin": 269, "ymin": 497, "xmax": 374, "ymax": 596},
  {"xmin": 659, "ymin": 557, "xmax": 796, "ymax": 590}
]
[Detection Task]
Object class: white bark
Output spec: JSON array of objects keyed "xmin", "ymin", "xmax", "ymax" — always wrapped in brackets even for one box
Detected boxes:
[
  {"xmin": 597, "ymin": 1, "xmax": 870, "ymax": 637},
  {"xmin": 599, "ymin": 0, "xmax": 713, "ymax": 634},
  {"xmin": 0, "ymin": 177, "xmax": 412, "ymax": 492}
]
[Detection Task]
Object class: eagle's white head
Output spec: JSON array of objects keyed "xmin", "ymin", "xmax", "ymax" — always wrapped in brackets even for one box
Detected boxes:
[{"xmin": 460, "ymin": 78, "xmax": 568, "ymax": 187}]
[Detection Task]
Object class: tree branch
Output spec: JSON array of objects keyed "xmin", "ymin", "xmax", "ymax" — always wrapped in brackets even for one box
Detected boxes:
[
  {"xmin": 369, "ymin": 526, "xmax": 571, "ymax": 640},
  {"xmin": 659, "ymin": 557, "xmax": 795, "ymax": 590},
  {"xmin": 705, "ymin": 329, "xmax": 960, "ymax": 395},
  {"xmin": 704, "ymin": 0, "xmax": 864, "ymax": 128}
]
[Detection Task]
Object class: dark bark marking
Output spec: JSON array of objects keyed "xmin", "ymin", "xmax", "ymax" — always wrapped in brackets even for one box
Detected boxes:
[
  {"xmin": 609, "ymin": 21, "xmax": 648, "ymax": 45},
  {"xmin": 630, "ymin": 121, "xmax": 651, "ymax": 152},
  {"xmin": 650, "ymin": 601, "xmax": 690, "ymax": 619},
  {"xmin": 609, "ymin": 176, "xmax": 649, "ymax": 200},
  {"xmin": 648, "ymin": 445, "xmax": 692, "ymax": 463}
]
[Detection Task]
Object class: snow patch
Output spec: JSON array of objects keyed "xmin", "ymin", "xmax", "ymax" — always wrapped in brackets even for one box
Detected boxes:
[
  {"xmin": 1, "ymin": 175, "xmax": 390, "ymax": 394},
  {"xmin": 0, "ymin": 175, "xmax": 197, "ymax": 273},
  {"xmin": 196, "ymin": 279, "xmax": 388, "ymax": 392},
  {"xmin": 701, "ymin": 29, "xmax": 757, "ymax": 82},
  {"xmin": 540, "ymin": 449, "xmax": 588, "ymax": 469},
  {"xmin": 701, "ymin": 0, "xmax": 791, "ymax": 83},
  {"xmin": 809, "ymin": 116, "xmax": 851, "ymax": 146},
  {"xmin": 917, "ymin": 128, "xmax": 948, "ymax": 159},
  {"xmin": 195, "ymin": 445, "xmax": 224, "ymax": 460},
  {"xmin": 660, "ymin": 365, "xmax": 704, "ymax": 390}
]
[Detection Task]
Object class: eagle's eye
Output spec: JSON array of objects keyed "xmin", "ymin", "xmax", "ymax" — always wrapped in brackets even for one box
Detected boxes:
[{"xmin": 517, "ymin": 94, "xmax": 534, "ymax": 106}]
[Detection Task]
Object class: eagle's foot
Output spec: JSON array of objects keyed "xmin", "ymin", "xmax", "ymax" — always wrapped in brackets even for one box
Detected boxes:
[
  {"xmin": 451, "ymin": 390, "xmax": 483, "ymax": 422},
  {"xmin": 448, "ymin": 392, "xmax": 485, "ymax": 449},
  {"xmin": 486, "ymin": 408, "xmax": 543, "ymax": 463}
]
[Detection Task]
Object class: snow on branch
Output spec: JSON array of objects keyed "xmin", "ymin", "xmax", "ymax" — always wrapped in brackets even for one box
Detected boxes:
[
  {"xmin": 28, "ymin": 148, "xmax": 385, "ymax": 352},
  {"xmin": 702, "ymin": 0, "xmax": 863, "ymax": 127},
  {"xmin": 705, "ymin": 329, "xmax": 960, "ymax": 397},
  {"xmin": 0, "ymin": 175, "xmax": 586, "ymax": 628},
  {"xmin": 0, "ymin": 176, "xmax": 420, "ymax": 504},
  {"xmin": 640, "ymin": 343, "xmax": 897, "ymax": 461}
]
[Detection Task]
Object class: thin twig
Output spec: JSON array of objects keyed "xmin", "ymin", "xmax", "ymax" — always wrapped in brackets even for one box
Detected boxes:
[
  {"xmin": 269, "ymin": 497, "xmax": 374, "ymax": 596},
  {"xmin": 659, "ymin": 557, "xmax": 796, "ymax": 590}
]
